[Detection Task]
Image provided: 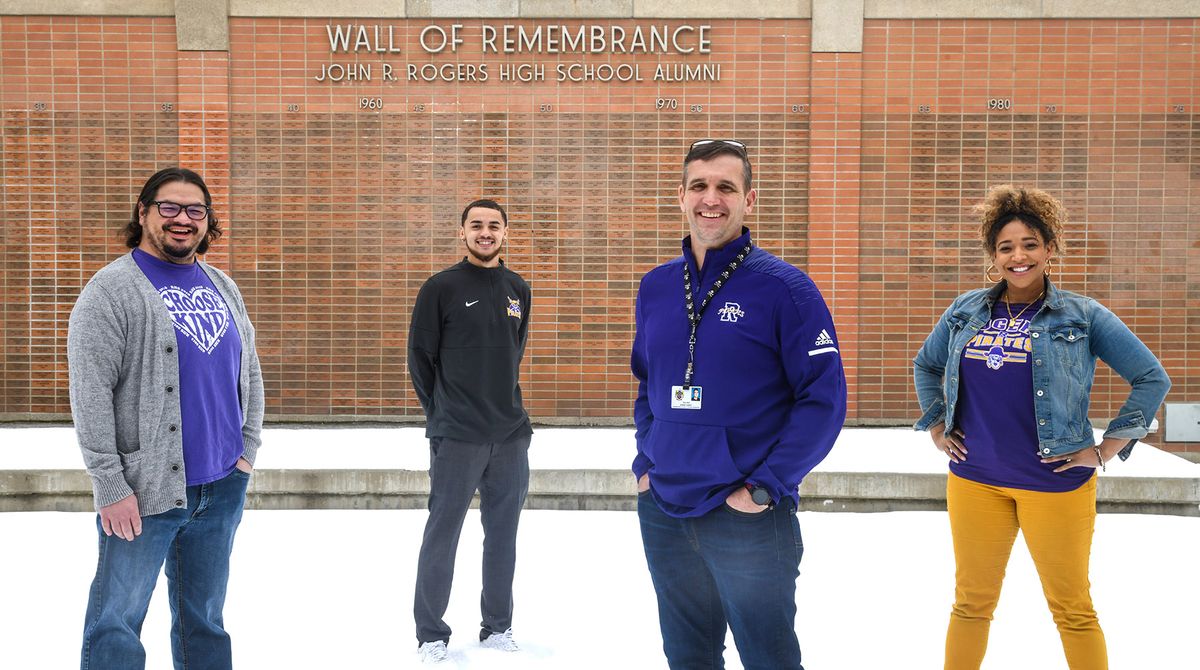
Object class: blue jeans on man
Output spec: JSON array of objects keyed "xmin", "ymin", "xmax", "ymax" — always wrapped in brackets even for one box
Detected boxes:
[
  {"xmin": 638, "ymin": 490, "xmax": 805, "ymax": 670},
  {"xmin": 80, "ymin": 469, "xmax": 250, "ymax": 670}
]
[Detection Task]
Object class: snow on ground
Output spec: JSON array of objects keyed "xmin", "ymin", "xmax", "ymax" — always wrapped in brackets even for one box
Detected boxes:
[
  {"xmin": 2, "ymin": 426, "xmax": 1198, "ymax": 669},
  {"xmin": 2, "ymin": 508, "xmax": 1198, "ymax": 669}
]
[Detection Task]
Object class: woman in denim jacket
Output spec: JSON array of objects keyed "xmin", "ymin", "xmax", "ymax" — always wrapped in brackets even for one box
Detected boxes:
[{"xmin": 912, "ymin": 185, "xmax": 1170, "ymax": 670}]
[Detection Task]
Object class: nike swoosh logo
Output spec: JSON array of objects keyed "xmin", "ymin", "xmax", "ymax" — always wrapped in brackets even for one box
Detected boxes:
[{"xmin": 465, "ymin": 300, "xmax": 479, "ymax": 307}]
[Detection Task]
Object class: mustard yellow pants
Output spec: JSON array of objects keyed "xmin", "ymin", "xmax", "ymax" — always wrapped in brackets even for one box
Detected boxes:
[{"xmin": 944, "ymin": 471, "xmax": 1107, "ymax": 670}]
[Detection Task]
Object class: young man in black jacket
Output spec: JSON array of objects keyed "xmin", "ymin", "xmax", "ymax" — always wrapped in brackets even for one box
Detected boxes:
[{"xmin": 408, "ymin": 199, "xmax": 532, "ymax": 664}]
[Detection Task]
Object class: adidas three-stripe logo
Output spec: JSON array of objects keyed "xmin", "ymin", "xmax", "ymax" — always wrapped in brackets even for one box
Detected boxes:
[{"xmin": 809, "ymin": 329, "xmax": 837, "ymax": 356}]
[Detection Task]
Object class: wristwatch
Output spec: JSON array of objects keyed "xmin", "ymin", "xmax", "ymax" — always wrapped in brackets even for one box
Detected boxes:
[{"xmin": 745, "ymin": 483, "xmax": 773, "ymax": 507}]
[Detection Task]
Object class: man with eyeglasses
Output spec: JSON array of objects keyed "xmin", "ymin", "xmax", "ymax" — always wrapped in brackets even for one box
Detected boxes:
[
  {"xmin": 408, "ymin": 199, "xmax": 532, "ymax": 663},
  {"xmin": 631, "ymin": 140, "xmax": 846, "ymax": 669},
  {"xmin": 68, "ymin": 166, "xmax": 263, "ymax": 670}
]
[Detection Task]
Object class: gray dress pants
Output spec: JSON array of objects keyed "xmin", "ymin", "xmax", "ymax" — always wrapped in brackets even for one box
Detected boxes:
[{"xmin": 414, "ymin": 434, "xmax": 531, "ymax": 645}]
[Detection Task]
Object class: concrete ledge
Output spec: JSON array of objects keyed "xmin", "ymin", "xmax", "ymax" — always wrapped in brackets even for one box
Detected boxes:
[{"xmin": 4, "ymin": 468, "xmax": 1197, "ymax": 516}]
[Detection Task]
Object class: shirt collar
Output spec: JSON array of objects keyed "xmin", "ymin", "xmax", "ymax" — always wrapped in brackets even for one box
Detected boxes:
[
  {"xmin": 459, "ymin": 257, "xmax": 505, "ymax": 273},
  {"xmin": 131, "ymin": 248, "xmax": 202, "ymax": 273},
  {"xmin": 681, "ymin": 227, "xmax": 753, "ymax": 277}
]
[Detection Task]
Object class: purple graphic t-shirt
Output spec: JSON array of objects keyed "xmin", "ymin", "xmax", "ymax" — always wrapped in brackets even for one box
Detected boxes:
[
  {"xmin": 952, "ymin": 299, "xmax": 1092, "ymax": 493},
  {"xmin": 132, "ymin": 249, "xmax": 244, "ymax": 485}
]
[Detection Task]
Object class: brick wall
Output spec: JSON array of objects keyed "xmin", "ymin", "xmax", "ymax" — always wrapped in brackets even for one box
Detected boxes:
[
  {"xmin": 857, "ymin": 19, "xmax": 1199, "ymax": 452},
  {"xmin": 0, "ymin": 15, "xmax": 1196, "ymax": 455},
  {"xmin": 1, "ymin": 17, "xmax": 180, "ymax": 414}
]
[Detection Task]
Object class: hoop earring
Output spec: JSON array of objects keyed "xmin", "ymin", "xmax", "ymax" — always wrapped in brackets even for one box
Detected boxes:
[
  {"xmin": 1044, "ymin": 259, "xmax": 1053, "ymax": 276},
  {"xmin": 985, "ymin": 264, "xmax": 1001, "ymax": 283}
]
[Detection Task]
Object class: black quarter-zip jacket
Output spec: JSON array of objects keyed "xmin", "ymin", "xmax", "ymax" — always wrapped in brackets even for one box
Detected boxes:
[{"xmin": 408, "ymin": 258, "xmax": 532, "ymax": 442}]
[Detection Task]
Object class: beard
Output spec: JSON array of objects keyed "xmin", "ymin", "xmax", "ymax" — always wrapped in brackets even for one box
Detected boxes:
[
  {"xmin": 465, "ymin": 240, "xmax": 502, "ymax": 265},
  {"xmin": 150, "ymin": 225, "xmax": 204, "ymax": 261},
  {"xmin": 163, "ymin": 238, "xmax": 201, "ymax": 259}
]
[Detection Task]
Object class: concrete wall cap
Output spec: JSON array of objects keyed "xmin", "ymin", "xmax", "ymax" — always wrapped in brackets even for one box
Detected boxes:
[
  {"xmin": 4, "ymin": 0, "xmax": 1197, "ymax": 17},
  {"xmin": 520, "ymin": 0, "xmax": 633, "ymax": 18},
  {"xmin": 864, "ymin": 0, "xmax": 1200, "ymax": 19},
  {"xmin": 0, "ymin": 0, "xmax": 173, "ymax": 15},
  {"xmin": 813, "ymin": 0, "xmax": 863, "ymax": 52},
  {"xmin": 230, "ymin": 0, "xmax": 407, "ymax": 17},
  {"xmin": 865, "ymin": 0, "xmax": 1040, "ymax": 18},
  {"xmin": 406, "ymin": 0, "xmax": 517, "ymax": 17},
  {"xmin": 633, "ymin": 0, "xmax": 809, "ymax": 18},
  {"xmin": 176, "ymin": 0, "xmax": 227, "ymax": 50},
  {"xmin": 1042, "ymin": 0, "xmax": 1200, "ymax": 17}
]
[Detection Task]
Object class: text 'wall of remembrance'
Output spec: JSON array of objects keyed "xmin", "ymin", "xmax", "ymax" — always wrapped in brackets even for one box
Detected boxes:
[{"xmin": 1, "ymin": 16, "xmax": 1197, "ymax": 455}]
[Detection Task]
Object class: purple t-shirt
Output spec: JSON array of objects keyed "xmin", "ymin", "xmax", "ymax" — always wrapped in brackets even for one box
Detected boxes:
[
  {"xmin": 132, "ymin": 249, "xmax": 244, "ymax": 485},
  {"xmin": 952, "ymin": 299, "xmax": 1091, "ymax": 492}
]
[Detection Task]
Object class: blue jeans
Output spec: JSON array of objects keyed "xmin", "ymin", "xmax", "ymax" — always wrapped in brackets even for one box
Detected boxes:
[
  {"xmin": 638, "ymin": 491, "xmax": 805, "ymax": 670},
  {"xmin": 80, "ymin": 469, "xmax": 250, "ymax": 670}
]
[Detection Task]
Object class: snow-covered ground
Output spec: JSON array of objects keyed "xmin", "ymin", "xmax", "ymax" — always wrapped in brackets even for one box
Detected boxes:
[
  {"xmin": 2, "ymin": 427, "xmax": 1198, "ymax": 669},
  {"xmin": 3, "ymin": 508, "xmax": 1198, "ymax": 669}
]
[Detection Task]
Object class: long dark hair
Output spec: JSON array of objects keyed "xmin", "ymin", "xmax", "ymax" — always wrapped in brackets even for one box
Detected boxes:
[{"xmin": 123, "ymin": 167, "xmax": 222, "ymax": 254}]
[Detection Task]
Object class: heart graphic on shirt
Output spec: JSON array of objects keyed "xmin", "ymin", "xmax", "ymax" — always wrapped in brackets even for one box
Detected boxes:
[{"xmin": 159, "ymin": 285, "xmax": 231, "ymax": 354}]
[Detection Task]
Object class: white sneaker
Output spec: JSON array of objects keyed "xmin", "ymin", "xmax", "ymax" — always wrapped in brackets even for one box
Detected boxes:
[
  {"xmin": 418, "ymin": 640, "xmax": 448, "ymax": 664},
  {"xmin": 480, "ymin": 628, "xmax": 519, "ymax": 652}
]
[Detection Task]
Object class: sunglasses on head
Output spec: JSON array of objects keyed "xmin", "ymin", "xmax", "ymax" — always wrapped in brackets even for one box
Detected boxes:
[{"xmin": 688, "ymin": 139, "xmax": 748, "ymax": 154}]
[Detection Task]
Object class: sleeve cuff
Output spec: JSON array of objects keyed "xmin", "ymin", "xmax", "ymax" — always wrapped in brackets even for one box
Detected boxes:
[
  {"xmin": 91, "ymin": 473, "xmax": 135, "ymax": 510},
  {"xmin": 632, "ymin": 452, "xmax": 652, "ymax": 479},
  {"xmin": 914, "ymin": 401, "xmax": 947, "ymax": 431},
  {"xmin": 747, "ymin": 464, "xmax": 787, "ymax": 504},
  {"xmin": 1103, "ymin": 410, "xmax": 1148, "ymax": 441},
  {"xmin": 241, "ymin": 437, "xmax": 260, "ymax": 466}
]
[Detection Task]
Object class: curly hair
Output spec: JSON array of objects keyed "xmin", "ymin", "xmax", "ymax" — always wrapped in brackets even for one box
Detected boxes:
[{"xmin": 973, "ymin": 184, "xmax": 1065, "ymax": 257}]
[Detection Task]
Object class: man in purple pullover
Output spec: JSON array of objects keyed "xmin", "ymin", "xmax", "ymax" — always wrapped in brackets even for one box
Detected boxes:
[{"xmin": 631, "ymin": 140, "xmax": 847, "ymax": 670}]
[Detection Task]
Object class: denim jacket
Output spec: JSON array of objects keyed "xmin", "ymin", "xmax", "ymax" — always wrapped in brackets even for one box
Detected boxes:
[{"xmin": 913, "ymin": 279, "xmax": 1170, "ymax": 460}]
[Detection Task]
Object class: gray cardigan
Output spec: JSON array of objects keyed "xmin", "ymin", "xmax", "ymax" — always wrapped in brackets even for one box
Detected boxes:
[{"xmin": 67, "ymin": 253, "xmax": 264, "ymax": 516}]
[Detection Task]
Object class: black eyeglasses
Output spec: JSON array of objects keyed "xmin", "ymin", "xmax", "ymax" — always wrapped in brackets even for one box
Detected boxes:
[
  {"xmin": 689, "ymin": 139, "xmax": 748, "ymax": 153},
  {"xmin": 151, "ymin": 201, "xmax": 210, "ymax": 221}
]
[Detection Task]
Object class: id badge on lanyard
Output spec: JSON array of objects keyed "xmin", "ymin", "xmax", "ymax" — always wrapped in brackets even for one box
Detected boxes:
[
  {"xmin": 671, "ymin": 385, "xmax": 703, "ymax": 410},
  {"xmin": 670, "ymin": 243, "xmax": 751, "ymax": 411}
]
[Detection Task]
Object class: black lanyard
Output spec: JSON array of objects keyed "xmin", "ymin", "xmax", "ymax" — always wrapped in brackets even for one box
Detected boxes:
[{"xmin": 682, "ymin": 243, "xmax": 752, "ymax": 387}]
